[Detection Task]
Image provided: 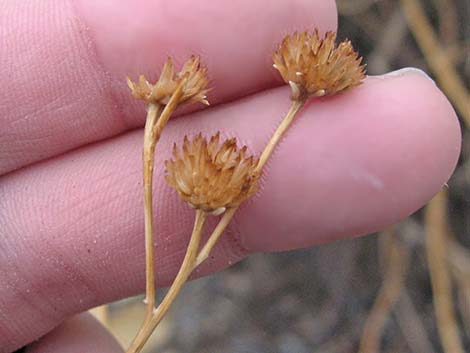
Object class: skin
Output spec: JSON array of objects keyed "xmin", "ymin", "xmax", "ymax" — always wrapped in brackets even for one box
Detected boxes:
[{"xmin": 0, "ymin": 0, "xmax": 461, "ymax": 352}]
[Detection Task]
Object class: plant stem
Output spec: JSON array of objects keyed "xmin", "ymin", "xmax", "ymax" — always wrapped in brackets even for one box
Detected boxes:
[
  {"xmin": 142, "ymin": 81, "xmax": 187, "ymax": 313},
  {"xmin": 126, "ymin": 210, "xmax": 207, "ymax": 353},
  {"xmin": 129, "ymin": 97, "xmax": 306, "ymax": 353},
  {"xmin": 183, "ymin": 98, "xmax": 307, "ymax": 287},
  {"xmin": 193, "ymin": 99, "xmax": 306, "ymax": 269},
  {"xmin": 152, "ymin": 79, "xmax": 187, "ymax": 142},
  {"xmin": 128, "ymin": 81, "xmax": 188, "ymax": 353},
  {"xmin": 255, "ymin": 99, "xmax": 305, "ymax": 173},
  {"xmin": 358, "ymin": 229, "xmax": 409, "ymax": 353},
  {"xmin": 425, "ymin": 190, "xmax": 464, "ymax": 353},
  {"xmin": 142, "ymin": 103, "xmax": 163, "ymax": 311},
  {"xmin": 194, "ymin": 208, "xmax": 237, "ymax": 268}
]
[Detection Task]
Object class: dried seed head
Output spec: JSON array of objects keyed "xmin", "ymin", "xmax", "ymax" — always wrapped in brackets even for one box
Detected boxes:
[
  {"xmin": 127, "ymin": 56, "xmax": 210, "ymax": 106},
  {"xmin": 273, "ymin": 29, "xmax": 366, "ymax": 101},
  {"xmin": 165, "ymin": 133, "xmax": 260, "ymax": 214}
]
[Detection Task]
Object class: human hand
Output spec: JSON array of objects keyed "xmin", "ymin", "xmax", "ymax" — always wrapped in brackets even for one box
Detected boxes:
[{"xmin": 0, "ymin": 0, "xmax": 461, "ymax": 352}]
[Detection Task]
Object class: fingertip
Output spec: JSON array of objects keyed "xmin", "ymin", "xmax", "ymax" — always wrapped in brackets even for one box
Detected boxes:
[
  {"xmin": 237, "ymin": 71, "xmax": 461, "ymax": 251},
  {"xmin": 370, "ymin": 68, "xmax": 461, "ymax": 180}
]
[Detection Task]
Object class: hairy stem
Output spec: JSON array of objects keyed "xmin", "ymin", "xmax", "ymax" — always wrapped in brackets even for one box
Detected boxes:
[
  {"xmin": 193, "ymin": 99, "xmax": 306, "ymax": 269},
  {"xmin": 126, "ymin": 210, "xmax": 207, "ymax": 353},
  {"xmin": 255, "ymin": 99, "xmax": 305, "ymax": 173}
]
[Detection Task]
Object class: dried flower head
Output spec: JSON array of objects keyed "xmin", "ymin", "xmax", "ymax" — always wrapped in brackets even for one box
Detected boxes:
[
  {"xmin": 127, "ymin": 56, "xmax": 210, "ymax": 106},
  {"xmin": 165, "ymin": 133, "xmax": 259, "ymax": 215},
  {"xmin": 273, "ymin": 29, "xmax": 366, "ymax": 101}
]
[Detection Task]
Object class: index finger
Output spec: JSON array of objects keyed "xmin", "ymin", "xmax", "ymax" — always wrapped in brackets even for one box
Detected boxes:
[{"xmin": 0, "ymin": 0, "xmax": 337, "ymax": 174}]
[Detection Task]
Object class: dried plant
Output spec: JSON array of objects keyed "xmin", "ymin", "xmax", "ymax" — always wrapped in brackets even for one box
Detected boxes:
[
  {"xmin": 258, "ymin": 29, "xmax": 366, "ymax": 170},
  {"xmin": 125, "ymin": 56, "xmax": 209, "ymax": 353},
  {"xmin": 125, "ymin": 28, "xmax": 365, "ymax": 353},
  {"xmin": 165, "ymin": 133, "xmax": 259, "ymax": 215},
  {"xmin": 125, "ymin": 135, "xmax": 260, "ymax": 353},
  {"xmin": 127, "ymin": 56, "xmax": 209, "ymax": 106},
  {"xmin": 273, "ymin": 29, "xmax": 366, "ymax": 101}
]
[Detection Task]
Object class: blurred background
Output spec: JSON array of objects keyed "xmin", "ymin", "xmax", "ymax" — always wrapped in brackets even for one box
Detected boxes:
[{"xmin": 91, "ymin": 0, "xmax": 470, "ymax": 352}]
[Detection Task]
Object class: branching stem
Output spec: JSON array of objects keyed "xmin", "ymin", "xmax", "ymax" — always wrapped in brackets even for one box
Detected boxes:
[
  {"xmin": 194, "ymin": 208, "xmax": 237, "ymax": 268},
  {"xmin": 129, "ymin": 97, "xmax": 307, "ymax": 353},
  {"xmin": 126, "ymin": 210, "xmax": 207, "ymax": 353},
  {"xmin": 193, "ymin": 99, "xmax": 306, "ymax": 268},
  {"xmin": 127, "ymin": 81, "xmax": 186, "ymax": 353}
]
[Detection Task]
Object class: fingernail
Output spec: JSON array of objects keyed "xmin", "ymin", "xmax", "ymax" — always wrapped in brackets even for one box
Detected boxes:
[{"xmin": 382, "ymin": 67, "xmax": 436, "ymax": 85}]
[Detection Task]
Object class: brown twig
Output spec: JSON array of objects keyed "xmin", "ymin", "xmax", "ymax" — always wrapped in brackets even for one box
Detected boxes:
[
  {"xmin": 401, "ymin": 0, "xmax": 470, "ymax": 127},
  {"xmin": 358, "ymin": 229, "xmax": 409, "ymax": 353},
  {"xmin": 394, "ymin": 289, "xmax": 437, "ymax": 353},
  {"xmin": 432, "ymin": 0, "xmax": 459, "ymax": 45},
  {"xmin": 448, "ymin": 239, "xmax": 470, "ymax": 335},
  {"xmin": 424, "ymin": 190, "xmax": 464, "ymax": 353}
]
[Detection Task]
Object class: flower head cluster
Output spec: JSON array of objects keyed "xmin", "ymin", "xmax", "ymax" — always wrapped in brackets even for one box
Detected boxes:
[
  {"xmin": 165, "ymin": 133, "xmax": 259, "ymax": 215},
  {"xmin": 273, "ymin": 29, "xmax": 366, "ymax": 101},
  {"xmin": 127, "ymin": 56, "xmax": 210, "ymax": 106}
]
